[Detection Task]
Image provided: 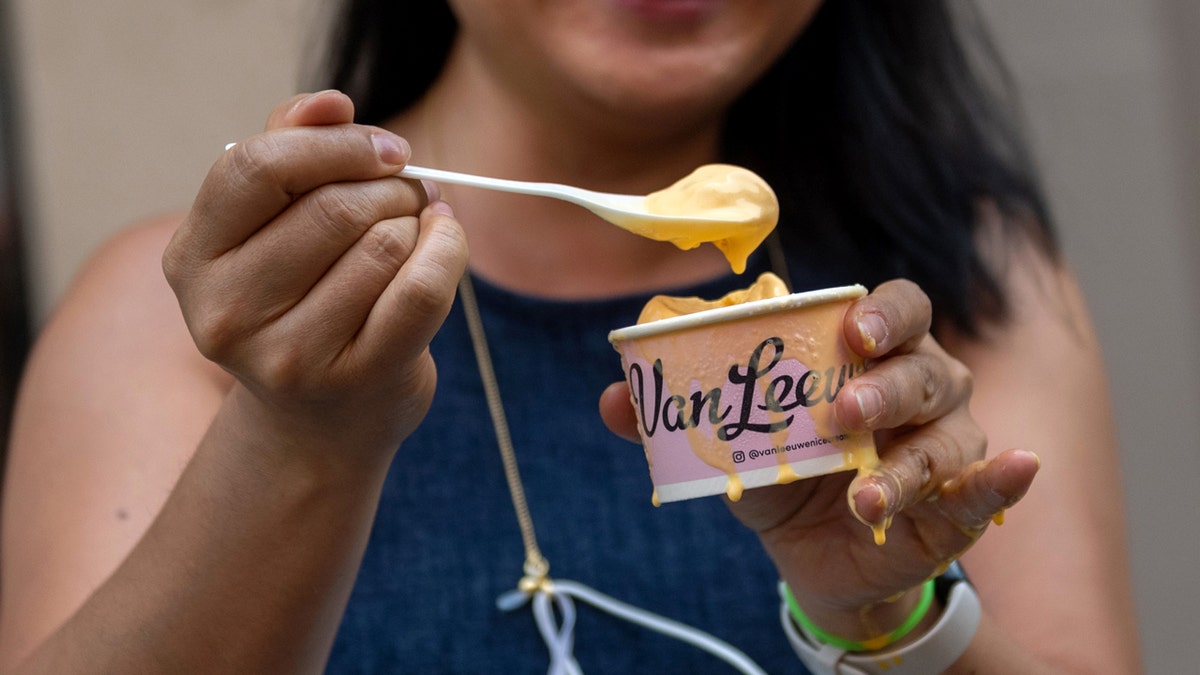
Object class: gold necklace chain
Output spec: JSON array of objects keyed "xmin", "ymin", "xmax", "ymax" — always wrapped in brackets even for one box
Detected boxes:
[
  {"xmin": 457, "ymin": 271, "xmax": 551, "ymax": 593},
  {"xmin": 418, "ymin": 83, "xmax": 551, "ymax": 592}
]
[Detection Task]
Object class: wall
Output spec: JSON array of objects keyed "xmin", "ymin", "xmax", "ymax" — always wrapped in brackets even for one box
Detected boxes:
[
  {"xmin": 977, "ymin": 2, "xmax": 1199, "ymax": 672},
  {"xmin": 11, "ymin": 1, "xmax": 1199, "ymax": 671},
  {"xmin": 11, "ymin": 0, "xmax": 319, "ymax": 314}
]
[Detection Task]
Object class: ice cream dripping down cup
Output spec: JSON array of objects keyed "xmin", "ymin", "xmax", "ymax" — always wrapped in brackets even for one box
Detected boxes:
[{"xmin": 608, "ymin": 284, "xmax": 878, "ymax": 505}]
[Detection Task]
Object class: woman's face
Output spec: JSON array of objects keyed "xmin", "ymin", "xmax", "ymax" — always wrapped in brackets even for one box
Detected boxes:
[{"xmin": 445, "ymin": 0, "xmax": 823, "ymax": 131}]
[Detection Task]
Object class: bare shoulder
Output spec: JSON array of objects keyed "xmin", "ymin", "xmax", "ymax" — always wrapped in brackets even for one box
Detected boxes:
[
  {"xmin": 0, "ymin": 213, "xmax": 229, "ymax": 665},
  {"xmin": 22, "ymin": 211, "xmax": 231, "ymax": 403},
  {"xmin": 58, "ymin": 213, "xmax": 188, "ymax": 332},
  {"xmin": 941, "ymin": 224, "xmax": 1141, "ymax": 672}
]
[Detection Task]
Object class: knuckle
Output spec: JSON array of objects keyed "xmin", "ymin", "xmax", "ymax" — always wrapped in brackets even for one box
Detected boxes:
[
  {"xmin": 161, "ymin": 238, "xmax": 208, "ymax": 293},
  {"xmin": 951, "ymin": 358, "xmax": 974, "ymax": 399},
  {"xmin": 426, "ymin": 223, "xmax": 470, "ymax": 281},
  {"xmin": 918, "ymin": 355, "xmax": 941, "ymax": 406},
  {"xmin": 225, "ymin": 135, "xmax": 287, "ymax": 194},
  {"xmin": 903, "ymin": 446, "xmax": 935, "ymax": 490},
  {"xmin": 161, "ymin": 244, "xmax": 186, "ymax": 288},
  {"xmin": 307, "ymin": 184, "xmax": 372, "ymax": 235},
  {"xmin": 359, "ymin": 218, "xmax": 418, "ymax": 273},
  {"xmin": 401, "ymin": 273, "xmax": 451, "ymax": 322},
  {"xmin": 398, "ymin": 264, "xmax": 457, "ymax": 324},
  {"xmin": 881, "ymin": 444, "xmax": 935, "ymax": 505},
  {"xmin": 257, "ymin": 345, "xmax": 311, "ymax": 393},
  {"xmin": 434, "ymin": 220, "xmax": 470, "ymax": 275},
  {"xmin": 187, "ymin": 305, "xmax": 245, "ymax": 363},
  {"xmin": 394, "ymin": 217, "xmax": 469, "ymax": 323},
  {"xmin": 919, "ymin": 430, "xmax": 955, "ymax": 480}
]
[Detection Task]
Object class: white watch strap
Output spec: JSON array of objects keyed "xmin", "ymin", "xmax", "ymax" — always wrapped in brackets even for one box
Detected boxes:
[{"xmin": 780, "ymin": 579, "xmax": 982, "ymax": 675}]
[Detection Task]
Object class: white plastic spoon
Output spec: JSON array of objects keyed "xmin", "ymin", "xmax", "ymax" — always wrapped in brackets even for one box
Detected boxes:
[
  {"xmin": 397, "ymin": 164, "xmax": 779, "ymax": 274},
  {"xmin": 398, "ymin": 164, "xmax": 720, "ymax": 229}
]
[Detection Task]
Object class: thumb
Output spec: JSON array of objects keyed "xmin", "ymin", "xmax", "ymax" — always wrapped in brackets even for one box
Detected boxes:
[
  {"xmin": 599, "ymin": 381, "xmax": 642, "ymax": 444},
  {"xmin": 935, "ymin": 448, "xmax": 1040, "ymax": 532},
  {"xmin": 265, "ymin": 89, "xmax": 356, "ymax": 131}
]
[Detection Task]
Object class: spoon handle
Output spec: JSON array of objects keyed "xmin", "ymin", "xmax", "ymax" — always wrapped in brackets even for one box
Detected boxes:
[
  {"xmin": 224, "ymin": 141, "xmax": 641, "ymax": 216},
  {"xmin": 398, "ymin": 165, "xmax": 601, "ymax": 208}
]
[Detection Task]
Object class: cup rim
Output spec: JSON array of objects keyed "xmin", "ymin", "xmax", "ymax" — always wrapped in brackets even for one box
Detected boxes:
[{"xmin": 608, "ymin": 283, "xmax": 867, "ymax": 343}]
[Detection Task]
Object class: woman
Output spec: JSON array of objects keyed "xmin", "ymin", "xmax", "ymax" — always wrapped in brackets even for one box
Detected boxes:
[{"xmin": 0, "ymin": 0, "xmax": 1139, "ymax": 672}]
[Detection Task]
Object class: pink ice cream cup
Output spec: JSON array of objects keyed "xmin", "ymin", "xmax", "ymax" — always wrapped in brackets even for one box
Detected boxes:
[{"xmin": 608, "ymin": 285, "xmax": 878, "ymax": 505}]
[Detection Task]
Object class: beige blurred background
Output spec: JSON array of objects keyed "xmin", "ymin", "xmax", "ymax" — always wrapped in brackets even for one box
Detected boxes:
[{"xmin": 7, "ymin": 0, "xmax": 1198, "ymax": 672}]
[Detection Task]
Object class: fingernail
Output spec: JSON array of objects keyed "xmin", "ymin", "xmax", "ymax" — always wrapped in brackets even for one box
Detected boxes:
[
  {"xmin": 1016, "ymin": 449, "xmax": 1042, "ymax": 469},
  {"xmin": 850, "ymin": 478, "xmax": 893, "ymax": 534},
  {"xmin": 420, "ymin": 179, "xmax": 442, "ymax": 201},
  {"xmin": 857, "ymin": 313, "xmax": 887, "ymax": 353},
  {"xmin": 372, "ymin": 132, "xmax": 409, "ymax": 166},
  {"xmin": 289, "ymin": 90, "xmax": 331, "ymax": 116},
  {"xmin": 854, "ymin": 386, "xmax": 883, "ymax": 426},
  {"xmin": 861, "ymin": 482, "xmax": 888, "ymax": 513},
  {"xmin": 428, "ymin": 200, "xmax": 455, "ymax": 216}
]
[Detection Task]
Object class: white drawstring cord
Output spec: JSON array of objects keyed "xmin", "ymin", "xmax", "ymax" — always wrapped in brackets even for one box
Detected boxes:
[{"xmin": 498, "ymin": 578, "xmax": 770, "ymax": 675}]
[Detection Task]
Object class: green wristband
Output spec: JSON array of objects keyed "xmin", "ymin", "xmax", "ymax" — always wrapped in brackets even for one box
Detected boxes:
[{"xmin": 784, "ymin": 579, "xmax": 935, "ymax": 653}]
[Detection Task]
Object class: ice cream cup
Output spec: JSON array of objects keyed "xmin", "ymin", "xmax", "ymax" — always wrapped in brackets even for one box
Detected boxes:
[{"xmin": 608, "ymin": 285, "xmax": 878, "ymax": 505}]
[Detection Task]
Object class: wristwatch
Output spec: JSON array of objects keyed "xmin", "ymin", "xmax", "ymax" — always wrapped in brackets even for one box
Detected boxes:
[{"xmin": 780, "ymin": 563, "xmax": 981, "ymax": 675}]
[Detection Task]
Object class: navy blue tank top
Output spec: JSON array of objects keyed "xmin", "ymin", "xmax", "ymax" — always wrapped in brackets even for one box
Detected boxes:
[{"xmin": 327, "ymin": 253, "xmax": 839, "ymax": 673}]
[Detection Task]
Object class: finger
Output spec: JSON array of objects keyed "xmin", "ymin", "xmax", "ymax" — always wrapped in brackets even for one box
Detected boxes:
[
  {"xmin": 934, "ymin": 448, "xmax": 1040, "ymax": 533},
  {"xmin": 172, "ymin": 172, "xmax": 427, "ymax": 365},
  {"xmin": 173, "ymin": 174, "xmax": 430, "ymax": 357},
  {"xmin": 599, "ymin": 381, "xmax": 642, "ymax": 444},
  {"xmin": 844, "ymin": 279, "xmax": 932, "ymax": 357},
  {"xmin": 265, "ymin": 90, "xmax": 355, "ymax": 131},
  {"xmin": 174, "ymin": 124, "xmax": 412, "ymax": 260},
  {"xmin": 848, "ymin": 409, "xmax": 987, "ymax": 530},
  {"xmin": 235, "ymin": 175, "xmax": 429, "ymax": 308},
  {"xmin": 352, "ymin": 201, "xmax": 469, "ymax": 365},
  {"xmin": 269, "ymin": 213, "xmax": 423, "ymax": 365},
  {"xmin": 834, "ymin": 336, "xmax": 973, "ymax": 431}
]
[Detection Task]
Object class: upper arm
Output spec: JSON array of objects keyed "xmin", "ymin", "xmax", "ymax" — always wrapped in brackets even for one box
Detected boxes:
[
  {"xmin": 0, "ymin": 216, "xmax": 231, "ymax": 667},
  {"xmin": 943, "ymin": 241, "xmax": 1141, "ymax": 673}
]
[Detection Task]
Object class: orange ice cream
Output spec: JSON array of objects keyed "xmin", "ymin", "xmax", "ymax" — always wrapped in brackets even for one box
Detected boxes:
[
  {"xmin": 638, "ymin": 272, "xmax": 791, "ymax": 324},
  {"xmin": 608, "ymin": 164, "xmax": 779, "ymax": 274}
]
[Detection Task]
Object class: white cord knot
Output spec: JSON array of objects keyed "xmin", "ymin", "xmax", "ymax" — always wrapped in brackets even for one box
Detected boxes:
[
  {"xmin": 496, "ymin": 578, "xmax": 768, "ymax": 675},
  {"xmin": 496, "ymin": 575, "xmax": 580, "ymax": 675}
]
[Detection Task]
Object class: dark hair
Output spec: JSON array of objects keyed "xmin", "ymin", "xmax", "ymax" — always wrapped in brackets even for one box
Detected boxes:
[
  {"xmin": 1, "ymin": 0, "xmax": 33, "ymax": 458},
  {"xmin": 321, "ymin": 2, "xmax": 457, "ymax": 127},
  {"xmin": 320, "ymin": 0, "xmax": 1056, "ymax": 335}
]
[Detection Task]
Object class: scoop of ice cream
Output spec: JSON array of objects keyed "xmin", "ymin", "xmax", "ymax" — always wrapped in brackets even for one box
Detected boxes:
[
  {"xmin": 637, "ymin": 272, "xmax": 791, "ymax": 324},
  {"xmin": 613, "ymin": 164, "xmax": 779, "ymax": 274}
]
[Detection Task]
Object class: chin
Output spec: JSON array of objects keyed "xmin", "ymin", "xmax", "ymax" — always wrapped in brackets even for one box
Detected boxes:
[
  {"xmin": 543, "ymin": 8, "xmax": 796, "ymax": 119},
  {"xmin": 597, "ymin": 80, "xmax": 740, "ymax": 128},
  {"xmin": 561, "ymin": 48, "xmax": 759, "ymax": 126}
]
